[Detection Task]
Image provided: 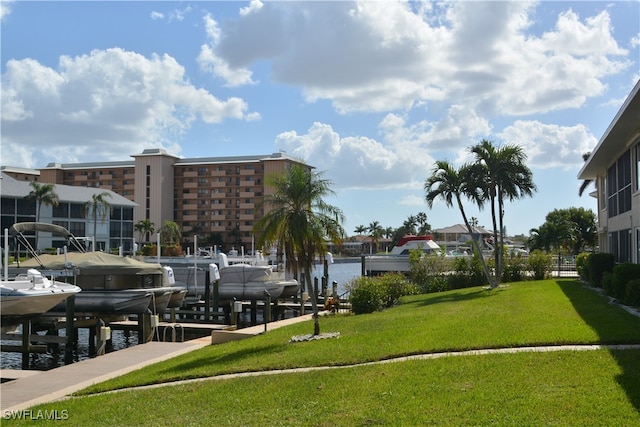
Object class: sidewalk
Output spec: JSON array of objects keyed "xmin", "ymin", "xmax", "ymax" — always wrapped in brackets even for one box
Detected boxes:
[{"xmin": 0, "ymin": 314, "xmax": 314, "ymax": 413}]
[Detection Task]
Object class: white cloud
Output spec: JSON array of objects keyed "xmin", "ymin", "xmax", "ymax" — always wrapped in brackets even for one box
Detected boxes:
[
  {"xmin": 197, "ymin": 14, "xmax": 256, "ymax": 86},
  {"xmin": 150, "ymin": 11, "xmax": 164, "ymax": 20},
  {"xmin": 206, "ymin": 1, "xmax": 629, "ymax": 116},
  {"xmin": 499, "ymin": 121, "xmax": 597, "ymax": 170},
  {"xmin": 1, "ymin": 48, "xmax": 257, "ymax": 166},
  {"xmin": 0, "ymin": 0, "xmax": 12, "ymax": 22}
]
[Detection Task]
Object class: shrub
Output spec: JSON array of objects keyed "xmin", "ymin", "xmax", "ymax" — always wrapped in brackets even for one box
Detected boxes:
[
  {"xmin": 611, "ymin": 263, "xmax": 640, "ymax": 300},
  {"xmin": 376, "ymin": 272, "xmax": 418, "ymax": 308},
  {"xmin": 602, "ymin": 271, "xmax": 613, "ymax": 296},
  {"xmin": 409, "ymin": 253, "xmax": 451, "ymax": 293},
  {"xmin": 624, "ymin": 279, "xmax": 640, "ymax": 307},
  {"xmin": 347, "ymin": 273, "xmax": 419, "ymax": 314},
  {"xmin": 347, "ymin": 277, "xmax": 386, "ymax": 314},
  {"xmin": 502, "ymin": 253, "xmax": 527, "ymax": 282},
  {"xmin": 141, "ymin": 244, "xmax": 157, "ymax": 256},
  {"xmin": 162, "ymin": 244, "xmax": 182, "ymax": 257},
  {"xmin": 448, "ymin": 254, "xmax": 487, "ymax": 289},
  {"xmin": 584, "ymin": 253, "xmax": 615, "ymax": 288},
  {"xmin": 527, "ymin": 250, "xmax": 553, "ymax": 280},
  {"xmin": 576, "ymin": 252, "xmax": 590, "ymax": 281}
]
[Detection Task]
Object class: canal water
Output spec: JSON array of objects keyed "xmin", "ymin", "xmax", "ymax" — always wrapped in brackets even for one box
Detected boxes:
[{"xmin": 1, "ymin": 259, "xmax": 362, "ymax": 371}]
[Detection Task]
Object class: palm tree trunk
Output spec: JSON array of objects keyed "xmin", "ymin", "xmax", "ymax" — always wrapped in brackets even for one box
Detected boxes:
[
  {"xmin": 489, "ymin": 194, "xmax": 500, "ymax": 285},
  {"xmin": 305, "ymin": 270, "xmax": 320, "ymax": 335},
  {"xmin": 457, "ymin": 195, "xmax": 494, "ymax": 288}
]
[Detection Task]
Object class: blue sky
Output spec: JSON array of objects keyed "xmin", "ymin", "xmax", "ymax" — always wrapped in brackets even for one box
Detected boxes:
[{"xmin": 1, "ymin": 1, "xmax": 639, "ymax": 237}]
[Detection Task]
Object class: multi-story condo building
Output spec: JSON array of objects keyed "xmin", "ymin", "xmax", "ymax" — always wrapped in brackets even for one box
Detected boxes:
[
  {"xmin": 578, "ymin": 79, "xmax": 640, "ymax": 264},
  {"xmin": 3, "ymin": 149, "xmax": 311, "ymax": 252}
]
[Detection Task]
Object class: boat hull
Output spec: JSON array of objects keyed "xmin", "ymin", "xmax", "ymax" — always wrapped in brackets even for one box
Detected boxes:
[
  {"xmin": 363, "ymin": 256, "xmax": 412, "ymax": 275},
  {"xmin": 1, "ymin": 272, "xmax": 82, "ymax": 327},
  {"xmin": 51, "ymin": 290, "xmax": 153, "ymax": 314}
]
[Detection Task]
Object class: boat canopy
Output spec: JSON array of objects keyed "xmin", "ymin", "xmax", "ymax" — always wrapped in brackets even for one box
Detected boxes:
[
  {"xmin": 19, "ymin": 252, "xmax": 163, "ymax": 276},
  {"xmin": 9, "ymin": 222, "xmax": 75, "ymax": 238}
]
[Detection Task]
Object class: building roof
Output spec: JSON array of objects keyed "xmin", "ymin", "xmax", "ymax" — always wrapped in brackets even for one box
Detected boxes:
[
  {"xmin": 29, "ymin": 151, "xmax": 307, "ymax": 170},
  {"xmin": 435, "ymin": 224, "xmax": 493, "ymax": 235},
  {"xmin": 0, "ymin": 173, "xmax": 136, "ymax": 207},
  {"xmin": 578, "ymin": 79, "xmax": 640, "ymax": 179}
]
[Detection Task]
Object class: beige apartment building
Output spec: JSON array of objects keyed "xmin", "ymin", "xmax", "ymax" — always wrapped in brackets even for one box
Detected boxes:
[{"xmin": 5, "ymin": 149, "xmax": 311, "ymax": 252}]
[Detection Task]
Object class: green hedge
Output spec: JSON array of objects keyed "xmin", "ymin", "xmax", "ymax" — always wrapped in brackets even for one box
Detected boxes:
[
  {"xmin": 624, "ymin": 279, "xmax": 640, "ymax": 307},
  {"xmin": 611, "ymin": 263, "xmax": 640, "ymax": 302},
  {"xmin": 585, "ymin": 253, "xmax": 615, "ymax": 288}
]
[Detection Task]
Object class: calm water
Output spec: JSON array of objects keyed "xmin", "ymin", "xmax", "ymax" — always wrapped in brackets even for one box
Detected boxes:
[{"xmin": 1, "ymin": 259, "xmax": 363, "ymax": 371}]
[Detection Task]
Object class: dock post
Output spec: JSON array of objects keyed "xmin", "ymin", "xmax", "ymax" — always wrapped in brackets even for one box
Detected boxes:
[
  {"xmin": 204, "ymin": 269, "xmax": 211, "ymax": 322},
  {"xmin": 264, "ymin": 291, "xmax": 271, "ymax": 333},
  {"xmin": 65, "ymin": 295, "xmax": 75, "ymax": 364},
  {"xmin": 361, "ymin": 255, "xmax": 366, "ymax": 276},
  {"xmin": 21, "ymin": 320, "xmax": 30, "ymax": 369}
]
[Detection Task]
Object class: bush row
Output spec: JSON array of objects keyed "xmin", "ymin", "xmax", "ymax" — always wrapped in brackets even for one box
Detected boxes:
[
  {"xmin": 579, "ymin": 252, "xmax": 640, "ymax": 307},
  {"xmin": 346, "ymin": 273, "xmax": 418, "ymax": 314}
]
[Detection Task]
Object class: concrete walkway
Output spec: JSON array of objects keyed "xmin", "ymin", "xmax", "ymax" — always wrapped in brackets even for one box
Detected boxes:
[{"xmin": 0, "ymin": 314, "xmax": 314, "ymax": 413}]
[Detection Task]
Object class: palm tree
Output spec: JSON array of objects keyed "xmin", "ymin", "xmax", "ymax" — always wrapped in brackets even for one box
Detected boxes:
[
  {"xmin": 424, "ymin": 160, "xmax": 493, "ymax": 287},
  {"xmin": 415, "ymin": 211, "xmax": 431, "ymax": 235},
  {"xmin": 578, "ymin": 152, "xmax": 593, "ymax": 196},
  {"xmin": 403, "ymin": 215, "xmax": 417, "ymax": 235},
  {"xmin": 84, "ymin": 192, "xmax": 112, "ymax": 251},
  {"xmin": 353, "ymin": 225, "xmax": 367, "ymax": 235},
  {"xmin": 134, "ymin": 219, "xmax": 155, "ymax": 245},
  {"xmin": 160, "ymin": 220, "xmax": 181, "ymax": 246},
  {"xmin": 253, "ymin": 164, "xmax": 345, "ymax": 336},
  {"xmin": 367, "ymin": 221, "xmax": 384, "ymax": 254},
  {"xmin": 24, "ymin": 181, "xmax": 59, "ymax": 250},
  {"xmin": 471, "ymin": 140, "xmax": 536, "ymax": 283}
]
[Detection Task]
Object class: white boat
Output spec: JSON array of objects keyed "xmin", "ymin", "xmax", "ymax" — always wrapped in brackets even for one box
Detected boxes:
[
  {"xmin": 215, "ymin": 263, "xmax": 299, "ymax": 301},
  {"xmin": 1, "ymin": 269, "xmax": 81, "ymax": 330},
  {"xmin": 363, "ymin": 235, "xmax": 441, "ymax": 275}
]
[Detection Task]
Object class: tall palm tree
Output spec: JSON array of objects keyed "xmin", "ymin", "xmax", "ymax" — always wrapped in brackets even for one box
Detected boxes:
[
  {"xmin": 367, "ymin": 221, "xmax": 384, "ymax": 254},
  {"xmin": 134, "ymin": 219, "xmax": 155, "ymax": 245},
  {"xmin": 84, "ymin": 192, "xmax": 112, "ymax": 251},
  {"xmin": 403, "ymin": 215, "xmax": 417, "ymax": 235},
  {"xmin": 253, "ymin": 164, "xmax": 345, "ymax": 336},
  {"xmin": 415, "ymin": 211, "xmax": 431, "ymax": 235},
  {"xmin": 24, "ymin": 181, "xmax": 59, "ymax": 250},
  {"xmin": 353, "ymin": 225, "xmax": 367, "ymax": 235},
  {"xmin": 471, "ymin": 140, "xmax": 536, "ymax": 283},
  {"xmin": 424, "ymin": 160, "xmax": 493, "ymax": 287}
]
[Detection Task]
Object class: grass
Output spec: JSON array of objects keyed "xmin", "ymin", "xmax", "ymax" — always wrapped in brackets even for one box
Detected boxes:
[{"xmin": 6, "ymin": 279, "xmax": 640, "ymax": 425}]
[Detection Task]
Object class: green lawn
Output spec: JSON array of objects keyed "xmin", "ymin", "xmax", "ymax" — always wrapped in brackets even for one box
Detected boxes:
[{"xmin": 7, "ymin": 279, "xmax": 640, "ymax": 425}]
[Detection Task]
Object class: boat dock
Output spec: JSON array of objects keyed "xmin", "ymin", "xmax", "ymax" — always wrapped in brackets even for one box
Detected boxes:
[{"xmin": 0, "ymin": 314, "xmax": 314, "ymax": 413}]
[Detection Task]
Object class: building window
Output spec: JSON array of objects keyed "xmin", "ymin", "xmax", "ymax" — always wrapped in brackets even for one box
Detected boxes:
[
  {"xmin": 635, "ymin": 142, "xmax": 640, "ymax": 192},
  {"xmin": 610, "ymin": 229, "xmax": 632, "ymax": 263},
  {"xmin": 607, "ymin": 149, "xmax": 632, "ymax": 218}
]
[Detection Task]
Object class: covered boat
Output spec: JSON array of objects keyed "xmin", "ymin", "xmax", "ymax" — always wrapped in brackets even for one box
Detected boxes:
[
  {"xmin": 216, "ymin": 263, "xmax": 299, "ymax": 301},
  {"xmin": 9, "ymin": 223, "xmax": 186, "ymax": 314}
]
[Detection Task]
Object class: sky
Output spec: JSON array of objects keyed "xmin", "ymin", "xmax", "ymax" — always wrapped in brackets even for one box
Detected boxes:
[{"xmin": 1, "ymin": 1, "xmax": 639, "ymax": 238}]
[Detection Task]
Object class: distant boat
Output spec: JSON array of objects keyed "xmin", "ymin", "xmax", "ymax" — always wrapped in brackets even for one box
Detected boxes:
[
  {"xmin": 363, "ymin": 235, "xmax": 441, "ymax": 275},
  {"xmin": 1, "ymin": 269, "xmax": 81, "ymax": 331}
]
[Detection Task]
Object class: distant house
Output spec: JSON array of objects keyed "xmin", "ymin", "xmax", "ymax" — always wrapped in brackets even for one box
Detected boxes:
[
  {"xmin": 434, "ymin": 224, "xmax": 493, "ymax": 246},
  {"xmin": 578, "ymin": 80, "xmax": 640, "ymax": 264},
  {"xmin": 1, "ymin": 173, "xmax": 137, "ymax": 253}
]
